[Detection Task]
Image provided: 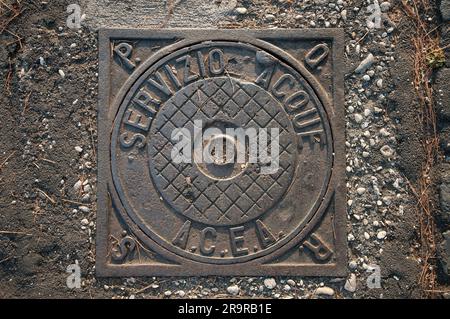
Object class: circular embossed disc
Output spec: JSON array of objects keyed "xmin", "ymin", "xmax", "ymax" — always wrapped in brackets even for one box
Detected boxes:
[
  {"xmin": 110, "ymin": 41, "xmax": 333, "ymax": 264},
  {"xmin": 149, "ymin": 77, "xmax": 297, "ymax": 226}
]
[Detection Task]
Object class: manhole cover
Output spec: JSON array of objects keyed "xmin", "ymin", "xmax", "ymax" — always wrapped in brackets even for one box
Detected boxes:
[{"xmin": 97, "ymin": 29, "xmax": 346, "ymax": 276}]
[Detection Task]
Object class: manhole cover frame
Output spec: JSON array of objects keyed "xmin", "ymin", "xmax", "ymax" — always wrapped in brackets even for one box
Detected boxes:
[{"xmin": 96, "ymin": 28, "xmax": 346, "ymax": 277}]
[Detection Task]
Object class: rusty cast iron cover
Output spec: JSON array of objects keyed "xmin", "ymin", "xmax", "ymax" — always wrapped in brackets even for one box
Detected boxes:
[{"xmin": 96, "ymin": 29, "xmax": 346, "ymax": 276}]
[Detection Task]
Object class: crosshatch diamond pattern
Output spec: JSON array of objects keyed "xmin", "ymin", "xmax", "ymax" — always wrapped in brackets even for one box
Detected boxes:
[{"xmin": 149, "ymin": 77, "xmax": 297, "ymax": 226}]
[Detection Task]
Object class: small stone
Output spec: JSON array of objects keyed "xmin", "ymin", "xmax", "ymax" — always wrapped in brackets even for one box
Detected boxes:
[
  {"xmin": 315, "ymin": 286, "xmax": 334, "ymax": 296},
  {"xmin": 355, "ymin": 53, "xmax": 375, "ymax": 74},
  {"xmin": 287, "ymin": 279, "xmax": 296, "ymax": 286},
  {"xmin": 374, "ymin": 106, "xmax": 383, "ymax": 114},
  {"xmin": 344, "ymin": 273, "xmax": 357, "ymax": 292},
  {"xmin": 380, "ymin": 145, "xmax": 394, "ymax": 157},
  {"xmin": 362, "ymin": 74, "xmax": 371, "ymax": 81},
  {"xmin": 376, "ymin": 78, "xmax": 383, "ymax": 88},
  {"xmin": 58, "ymin": 69, "xmax": 65, "ymax": 78},
  {"xmin": 349, "ymin": 260, "xmax": 357, "ymax": 269},
  {"xmin": 264, "ymin": 278, "xmax": 277, "ymax": 289},
  {"xmin": 356, "ymin": 187, "xmax": 366, "ymax": 195},
  {"xmin": 265, "ymin": 14, "xmax": 276, "ymax": 22},
  {"xmin": 235, "ymin": 7, "xmax": 247, "ymax": 15},
  {"xmin": 283, "ymin": 284, "xmax": 291, "ymax": 291},
  {"xmin": 377, "ymin": 230, "xmax": 387, "ymax": 239},
  {"xmin": 164, "ymin": 290, "xmax": 172, "ymax": 297},
  {"xmin": 73, "ymin": 180, "xmax": 82, "ymax": 192},
  {"xmin": 74, "ymin": 146, "xmax": 83, "ymax": 153},
  {"xmin": 340, "ymin": 9, "xmax": 347, "ymax": 21},
  {"xmin": 380, "ymin": 2, "xmax": 391, "ymax": 12},
  {"xmin": 81, "ymin": 218, "xmax": 89, "ymax": 226},
  {"xmin": 84, "ymin": 184, "xmax": 92, "ymax": 193},
  {"xmin": 379, "ymin": 128, "xmax": 390, "ymax": 137},
  {"xmin": 79, "ymin": 205, "xmax": 90, "ymax": 213},
  {"xmin": 227, "ymin": 285, "xmax": 240, "ymax": 295},
  {"xmin": 354, "ymin": 113, "xmax": 363, "ymax": 123},
  {"xmin": 81, "ymin": 194, "xmax": 90, "ymax": 203}
]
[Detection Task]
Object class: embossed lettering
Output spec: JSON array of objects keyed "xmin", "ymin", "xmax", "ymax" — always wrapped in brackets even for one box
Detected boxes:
[
  {"xmin": 114, "ymin": 42, "xmax": 136, "ymax": 70},
  {"xmin": 301, "ymin": 233, "xmax": 333, "ymax": 262},
  {"xmin": 120, "ymin": 132, "xmax": 146, "ymax": 149},
  {"xmin": 285, "ymin": 90, "xmax": 310, "ymax": 112},
  {"xmin": 176, "ymin": 55, "xmax": 199, "ymax": 84},
  {"xmin": 255, "ymin": 220, "xmax": 276, "ymax": 248},
  {"xmin": 200, "ymin": 227, "xmax": 217, "ymax": 255},
  {"xmin": 163, "ymin": 64, "xmax": 182, "ymax": 90},
  {"xmin": 208, "ymin": 49, "xmax": 225, "ymax": 75},
  {"xmin": 172, "ymin": 220, "xmax": 191, "ymax": 250},
  {"xmin": 132, "ymin": 87, "xmax": 160, "ymax": 114},
  {"xmin": 293, "ymin": 108, "xmax": 321, "ymax": 130},
  {"xmin": 255, "ymin": 66, "xmax": 275, "ymax": 89},
  {"xmin": 272, "ymin": 74, "xmax": 295, "ymax": 100},
  {"xmin": 147, "ymin": 71, "xmax": 173, "ymax": 96},
  {"xmin": 123, "ymin": 108, "xmax": 151, "ymax": 132},
  {"xmin": 305, "ymin": 44, "xmax": 329, "ymax": 69},
  {"xmin": 229, "ymin": 226, "xmax": 249, "ymax": 257},
  {"xmin": 196, "ymin": 51, "xmax": 207, "ymax": 77}
]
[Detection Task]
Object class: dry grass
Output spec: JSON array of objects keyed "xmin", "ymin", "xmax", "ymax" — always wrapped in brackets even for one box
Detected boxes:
[
  {"xmin": 401, "ymin": 0, "xmax": 444, "ymax": 297},
  {"xmin": 0, "ymin": 0, "xmax": 22, "ymax": 33},
  {"xmin": 1, "ymin": 0, "xmax": 23, "ymax": 95}
]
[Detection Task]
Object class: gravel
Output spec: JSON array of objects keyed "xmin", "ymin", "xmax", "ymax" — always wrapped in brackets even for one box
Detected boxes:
[
  {"xmin": 235, "ymin": 7, "xmax": 247, "ymax": 15},
  {"xmin": 355, "ymin": 53, "xmax": 375, "ymax": 73},
  {"xmin": 263, "ymin": 278, "xmax": 277, "ymax": 290},
  {"xmin": 344, "ymin": 273, "xmax": 357, "ymax": 292},
  {"xmin": 226, "ymin": 285, "xmax": 240, "ymax": 296},
  {"xmin": 380, "ymin": 145, "xmax": 395, "ymax": 157},
  {"xmin": 1, "ymin": 0, "xmax": 422, "ymax": 300},
  {"xmin": 377, "ymin": 230, "xmax": 387, "ymax": 240},
  {"xmin": 314, "ymin": 287, "xmax": 335, "ymax": 296}
]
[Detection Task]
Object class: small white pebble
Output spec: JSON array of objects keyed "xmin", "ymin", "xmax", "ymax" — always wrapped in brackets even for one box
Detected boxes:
[
  {"xmin": 376, "ymin": 78, "xmax": 383, "ymax": 88},
  {"xmin": 354, "ymin": 113, "xmax": 363, "ymax": 123},
  {"xmin": 377, "ymin": 230, "xmax": 387, "ymax": 239},
  {"xmin": 235, "ymin": 7, "xmax": 247, "ymax": 14},
  {"xmin": 356, "ymin": 187, "xmax": 366, "ymax": 195},
  {"xmin": 315, "ymin": 287, "xmax": 334, "ymax": 296}
]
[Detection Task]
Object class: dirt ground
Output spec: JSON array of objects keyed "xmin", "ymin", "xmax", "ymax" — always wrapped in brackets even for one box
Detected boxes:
[{"xmin": 0, "ymin": 0, "xmax": 448, "ymax": 298}]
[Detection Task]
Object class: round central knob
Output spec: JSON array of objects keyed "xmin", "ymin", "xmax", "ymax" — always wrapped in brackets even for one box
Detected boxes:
[{"xmin": 205, "ymin": 134, "xmax": 236, "ymax": 167}]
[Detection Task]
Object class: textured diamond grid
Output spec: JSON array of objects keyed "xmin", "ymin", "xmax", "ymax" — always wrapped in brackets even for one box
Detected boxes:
[{"xmin": 149, "ymin": 77, "xmax": 297, "ymax": 226}]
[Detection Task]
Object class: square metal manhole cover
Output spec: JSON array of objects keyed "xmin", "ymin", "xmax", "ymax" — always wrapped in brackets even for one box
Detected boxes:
[{"xmin": 97, "ymin": 29, "xmax": 346, "ymax": 276}]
